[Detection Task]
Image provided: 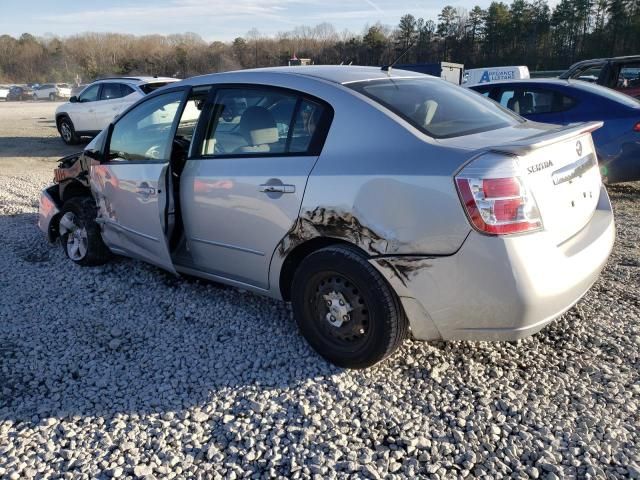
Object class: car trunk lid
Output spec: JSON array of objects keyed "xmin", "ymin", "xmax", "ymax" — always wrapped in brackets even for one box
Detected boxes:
[{"xmin": 490, "ymin": 122, "xmax": 603, "ymax": 244}]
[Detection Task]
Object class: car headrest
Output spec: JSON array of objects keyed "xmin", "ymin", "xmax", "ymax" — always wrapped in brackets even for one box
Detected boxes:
[
  {"xmin": 507, "ymin": 97, "xmax": 519, "ymax": 113},
  {"xmin": 239, "ymin": 106, "xmax": 278, "ymax": 146}
]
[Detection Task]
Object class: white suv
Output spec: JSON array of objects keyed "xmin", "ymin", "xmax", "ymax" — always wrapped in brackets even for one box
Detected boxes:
[
  {"xmin": 34, "ymin": 83, "xmax": 72, "ymax": 101},
  {"xmin": 55, "ymin": 77, "xmax": 179, "ymax": 144}
]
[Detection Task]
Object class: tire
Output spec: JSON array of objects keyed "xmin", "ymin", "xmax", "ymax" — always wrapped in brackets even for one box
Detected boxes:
[
  {"xmin": 58, "ymin": 116, "xmax": 80, "ymax": 145},
  {"xmin": 59, "ymin": 196, "xmax": 110, "ymax": 267},
  {"xmin": 291, "ymin": 245, "xmax": 408, "ymax": 368}
]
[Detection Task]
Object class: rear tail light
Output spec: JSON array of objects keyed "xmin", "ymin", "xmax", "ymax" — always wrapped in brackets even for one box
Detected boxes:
[
  {"xmin": 633, "ymin": 121, "xmax": 640, "ymax": 132},
  {"xmin": 455, "ymin": 154, "xmax": 542, "ymax": 235}
]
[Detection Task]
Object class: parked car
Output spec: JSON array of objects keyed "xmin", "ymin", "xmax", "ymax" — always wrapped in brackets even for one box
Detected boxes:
[
  {"xmin": 39, "ymin": 66, "xmax": 614, "ymax": 368},
  {"xmin": 0, "ymin": 85, "xmax": 10, "ymax": 100},
  {"xmin": 54, "ymin": 76, "xmax": 179, "ymax": 145},
  {"xmin": 471, "ymin": 79, "xmax": 640, "ymax": 183},
  {"xmin": 560, "ymin": 55, "xmax": 640, "ymax": 98},
  {"xmin": 7, "ymin": 85, "xmax": 34, "ymax": 101},
  {"xmin": 33, "ymin": 83, "xmax": 72, "ymax": 101}
]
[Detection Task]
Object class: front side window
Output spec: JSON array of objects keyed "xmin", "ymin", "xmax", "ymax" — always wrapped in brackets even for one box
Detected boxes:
[
  {"xmin": 570, "ymin": 65, "xmax": 603, "ymax": 83},
  {"xmin": 79, "ymin": 84, "xmax": 100, "ymax": 103},
  {"xmin": 349, "ymin": 78, "xmax": 520, "ymax": 138},
  {"xmin": 201, "ymin": 88, "xmax": 328, "ymax": 156},
  {"xmin": 108, "ymin": 91, "xmax": 183, "ymax": 162}
]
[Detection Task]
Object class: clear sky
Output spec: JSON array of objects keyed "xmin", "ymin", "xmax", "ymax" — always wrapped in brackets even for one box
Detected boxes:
[{"xmin": 0, "ymin": 0, "xmax": 549, "ymax": 41}]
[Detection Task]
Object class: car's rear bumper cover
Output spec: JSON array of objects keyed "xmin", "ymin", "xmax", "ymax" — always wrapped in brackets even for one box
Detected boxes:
[
  {"xmin": 38, "ymin": 186, "xmax": 62, "ymax": 242},
  {"xmin": 371, "ymin": 185, "xmax": 615, "ymax": 341}
]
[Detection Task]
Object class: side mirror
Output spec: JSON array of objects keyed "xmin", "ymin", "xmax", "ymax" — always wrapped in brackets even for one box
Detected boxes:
[{"xmin": 69, "ymin": 96, "xmax": 78, "ymax": 103}]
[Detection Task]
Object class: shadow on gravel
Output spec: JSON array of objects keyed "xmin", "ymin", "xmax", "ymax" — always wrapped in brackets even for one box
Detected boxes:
[
  {"xmin": 0, "ymin": 136, "xmax": 86, "ymax": 158},
  {"xmin": 0, "ymin": 213, "xmax": 340, "ymax": 425}
]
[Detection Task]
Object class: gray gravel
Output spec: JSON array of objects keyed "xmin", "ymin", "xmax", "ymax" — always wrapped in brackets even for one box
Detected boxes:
[{"xmin": 1, "ymin": 165, "xmax": 639, "ymax": 478}]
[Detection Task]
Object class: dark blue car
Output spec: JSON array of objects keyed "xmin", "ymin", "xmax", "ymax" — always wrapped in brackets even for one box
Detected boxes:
[{"xmin": 471, "ymin": 79, "xmax": 640, "ymax": 183}]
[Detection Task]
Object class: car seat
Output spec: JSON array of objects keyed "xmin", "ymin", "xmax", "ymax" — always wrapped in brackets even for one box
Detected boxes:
[{"xmin": 235, "ymin": 106, "xmax": 279, "ymax": 153}]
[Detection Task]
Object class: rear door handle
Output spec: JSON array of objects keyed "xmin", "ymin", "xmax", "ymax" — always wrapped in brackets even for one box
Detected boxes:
[{"xmin": 259, "ymin": 184, "xmax": 295, "ymax": 194}]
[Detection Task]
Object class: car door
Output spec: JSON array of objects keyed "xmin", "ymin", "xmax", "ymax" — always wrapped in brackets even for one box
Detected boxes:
[
  {"xmin": 179, "ymin": 85, "xmax": 332, "ymax": 289},
  {"xmin": 72, "ymin": 84, "xmax": 102, "ymax": 131},
  {"xmin": 90, "ymin": 88, "xmax": 188, "ymax": 273}
]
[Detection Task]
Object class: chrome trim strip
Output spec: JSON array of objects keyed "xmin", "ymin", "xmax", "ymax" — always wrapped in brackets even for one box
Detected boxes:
[
  {"xmin": 189, "ymin": 237, "xmax": 265, "ymax": 256},
  {"xmin": 551, "ymin": 153, "xmax": 597, "ymax": 186},
  {"xmin": 96, "ymin": 218, "xmax": 159, "ymax": 242}
]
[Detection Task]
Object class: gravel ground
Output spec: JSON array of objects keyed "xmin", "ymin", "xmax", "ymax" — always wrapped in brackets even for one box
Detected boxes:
[{"xmin": 0, "ymin": 102, "xmax": 639, "ymax": 479}]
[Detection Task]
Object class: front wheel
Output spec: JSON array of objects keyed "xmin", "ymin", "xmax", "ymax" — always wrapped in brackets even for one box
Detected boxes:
[
  {"xmin": 59, "ymin": 197, "xmax": 110, "ymax": 266},
  {"xmin": 291, "ymin": 245, "xmax": 408, "ymax": 368}
]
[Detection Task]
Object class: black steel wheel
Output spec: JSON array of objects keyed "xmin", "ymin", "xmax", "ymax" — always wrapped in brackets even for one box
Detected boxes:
[{"xmin": 291, "ymin": 245, "xmax": 407, "ymax": 368}]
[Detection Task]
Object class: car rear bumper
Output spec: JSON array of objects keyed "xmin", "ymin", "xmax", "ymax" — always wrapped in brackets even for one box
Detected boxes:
[
  {"xmin": 38, "ymin": 186, "xmax": 62, "ymax": 242},
  {"xmin": 371, "ymin": 185, "xmax": 615, "ymax": 341}
]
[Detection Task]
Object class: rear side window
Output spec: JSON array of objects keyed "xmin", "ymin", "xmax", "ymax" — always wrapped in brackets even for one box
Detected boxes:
[
  {"xmin": 121, "ymin": 84, "xmax": 135, "ymax": 96},
  {"xmin": 569, "ymin": 65, "xmax": 603, "ymax": 83},
  {"xmin": 200, "ymin": 87, "xmax": 331, "ymax": 156},
  {"xmin": 497, "ymin": 87, "xmax": 576, "ymax": 115},
  {"xmin": 100, "ymin": 83, "xmax": 124, "ymax": 100},
  {"xmin": 348, "ymin": 78, "xmax": 520, "ymax": 138}
]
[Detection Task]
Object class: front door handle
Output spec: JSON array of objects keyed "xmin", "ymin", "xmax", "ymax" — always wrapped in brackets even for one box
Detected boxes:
[
  {"xmin": 136, "ymin": 184, "xmax": 156, "ymax": 197},
  {"xmin": 259, "ymin": 184, "xmax": 295, "ymax": 194}
]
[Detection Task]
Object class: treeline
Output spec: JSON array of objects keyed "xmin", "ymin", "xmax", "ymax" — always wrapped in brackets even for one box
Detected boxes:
[{"xmin": 0, "ymin": 0, "xmax": 638, "ymax": 83}]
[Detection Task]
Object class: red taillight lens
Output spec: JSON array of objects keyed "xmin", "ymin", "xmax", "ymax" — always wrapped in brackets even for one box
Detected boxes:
[
  {"xmin": 633, "ymin": 121, "xmax": 640, "ymax": 132},
  {"xmin": 456, "ymin": 172, "xmax": 542, "ymax": 235},
  {"xmin": 482, "ymin": 177, "xmax": 520, "ymax": 198}
]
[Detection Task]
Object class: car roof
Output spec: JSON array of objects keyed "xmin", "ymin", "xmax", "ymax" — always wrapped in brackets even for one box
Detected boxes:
[
  {"xmin": 185, "ymin": 65, "xmax": 426, "ymax": 87},
  {"xmin": 94, "ymin": 76, "xmax": 178, "ymax": 85},
  {"xmin": 569, "ymin": 55, "xmax": 640, "ymax": 67},
  {"xmin": 470, "ymin": 78, "xmax": 593, "ymax": 89}
]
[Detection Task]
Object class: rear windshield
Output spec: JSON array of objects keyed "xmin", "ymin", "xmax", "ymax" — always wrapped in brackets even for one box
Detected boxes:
[
  {"xmin": 347, "ymin": 77, "xmax": 521, "ymax": 138},
  {"xmin": 572, "ymin": 79, "xmax": 640, "ymax": 108},
  {"xmin": 139, "ymin": 82, "xmax": 172, "ymax": 95}
]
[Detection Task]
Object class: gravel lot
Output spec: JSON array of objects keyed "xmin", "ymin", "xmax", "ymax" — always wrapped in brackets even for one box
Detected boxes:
[{"xmin": 0, "ymin": 102, "xmax": 639, "ymax": 479}]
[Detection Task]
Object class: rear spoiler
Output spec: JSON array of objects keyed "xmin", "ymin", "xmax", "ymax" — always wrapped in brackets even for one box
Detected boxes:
[{"xmin": 490, "ymin": 121, "xmax": 603, "ymax": 156}]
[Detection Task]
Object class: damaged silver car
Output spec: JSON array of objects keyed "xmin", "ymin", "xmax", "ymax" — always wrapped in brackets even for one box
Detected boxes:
[{"xmin": 39, "ymin": 66, "xmax": 615, "ymax": 368}]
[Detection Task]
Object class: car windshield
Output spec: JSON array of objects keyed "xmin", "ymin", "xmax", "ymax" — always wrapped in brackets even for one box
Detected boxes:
[{"xmin": 347, "ymin": 77, "xmax": 521, "ymax": 138}]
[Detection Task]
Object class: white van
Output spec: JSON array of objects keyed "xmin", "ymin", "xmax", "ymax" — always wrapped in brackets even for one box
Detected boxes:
[{"xmin": 463, "ymin": 66, "xmax": 530, "ymax": 86}]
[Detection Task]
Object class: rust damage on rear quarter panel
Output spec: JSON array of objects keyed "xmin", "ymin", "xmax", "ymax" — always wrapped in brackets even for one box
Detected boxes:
[{"xmin": 277, "ymin": 206, "xmax": 391, "ymax": 257}]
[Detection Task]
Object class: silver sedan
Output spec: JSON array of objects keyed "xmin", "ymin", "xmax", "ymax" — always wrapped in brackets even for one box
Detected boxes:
[{"xmin": 39, "ymin": 66, "xmax": 615, "ymax": 368}]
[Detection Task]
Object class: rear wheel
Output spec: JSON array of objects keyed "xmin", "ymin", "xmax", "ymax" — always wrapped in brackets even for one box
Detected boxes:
[
  {"xmin": 59, "ymin": 197, "xmax": 110, "ymax": 266},
  {"xmin": 59, "ymin": 117, "xmax": 80, "ymax": 145},
  {"xmin": 291, "ymin": 245, "xmax": 408, "ymax": 368}
]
